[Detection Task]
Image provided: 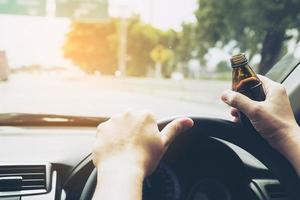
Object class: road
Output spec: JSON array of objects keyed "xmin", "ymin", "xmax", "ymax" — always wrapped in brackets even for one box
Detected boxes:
[{"xmin": 0, "ymin": 73, "xmax": 232, "ymax": 120}]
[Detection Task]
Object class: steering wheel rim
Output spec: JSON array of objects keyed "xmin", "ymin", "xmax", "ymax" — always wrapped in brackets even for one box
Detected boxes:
[{"xmin": 80, "ymin": 117, "xmax": 300, "ymax": 200}]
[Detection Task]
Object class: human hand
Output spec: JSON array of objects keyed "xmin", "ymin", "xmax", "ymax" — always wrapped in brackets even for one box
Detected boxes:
[
  {"xmin": 221, "ymin": 75, "xmax": 299, "ymax": 148},
  {"xmin": 92, "ymin": 111, "xmax": 193, "ymax": 177}
]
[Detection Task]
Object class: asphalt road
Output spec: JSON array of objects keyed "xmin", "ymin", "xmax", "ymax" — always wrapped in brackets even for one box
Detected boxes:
[{"xmin": 0, "ymin": 73, "xmax": 232, "ymax": 120}]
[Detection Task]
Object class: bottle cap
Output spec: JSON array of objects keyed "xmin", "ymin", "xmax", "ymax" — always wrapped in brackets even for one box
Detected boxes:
[{"xmin": 230, "ymin": 53, "xmax": 249, "ymax": 68}]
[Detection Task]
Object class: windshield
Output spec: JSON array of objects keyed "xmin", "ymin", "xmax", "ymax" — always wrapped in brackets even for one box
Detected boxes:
[{"xmin": 0, "ymin": 0, "xmax": 300, "ymax": 119}]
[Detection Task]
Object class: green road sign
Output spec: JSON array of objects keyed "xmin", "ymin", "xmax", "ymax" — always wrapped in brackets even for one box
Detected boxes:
[
  {"xmin": 56, "ymin": 0, "xmax": 108, "ymax": 21},
  {"xmin": 0, "ymin": 0, "xmax": 46, "ymax": 16}
]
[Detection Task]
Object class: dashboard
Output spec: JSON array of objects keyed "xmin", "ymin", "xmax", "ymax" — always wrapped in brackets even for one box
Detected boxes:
[{"xmin": 0, "ymin": 125, "xmax": 287, "ymax": 200}]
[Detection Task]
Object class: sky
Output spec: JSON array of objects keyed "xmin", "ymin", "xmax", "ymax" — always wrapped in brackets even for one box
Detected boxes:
[
  {"xmin": 110, "ymin": 0, "xmax": 197, "ymax": 30},
  {"xmin": 0, "ymin": 0, "xmax": 198, "ymax": 68}
]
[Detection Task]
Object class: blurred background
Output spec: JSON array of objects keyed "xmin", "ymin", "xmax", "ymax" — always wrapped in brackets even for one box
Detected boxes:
[{"xmin": 0, "ymin": 0, "xmax": 299, "ymax": 118}]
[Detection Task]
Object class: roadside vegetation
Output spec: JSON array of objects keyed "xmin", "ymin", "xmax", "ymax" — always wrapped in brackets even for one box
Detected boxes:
[{"xmin": 63, "ymin": 0, "xmax": 300, "ymax": 78}]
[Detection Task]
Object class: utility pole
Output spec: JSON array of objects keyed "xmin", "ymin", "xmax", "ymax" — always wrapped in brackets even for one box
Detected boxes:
[
  {"xmin": 115, "ymin": 1, "xmax": 131, "ymax": 77},
  {"xmin": 118, "ymin": 16, "xmax": 127, "ymax": 76}
]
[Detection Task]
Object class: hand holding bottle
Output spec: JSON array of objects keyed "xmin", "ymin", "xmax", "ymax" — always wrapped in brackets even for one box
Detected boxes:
[
  {"xmin": 230, "ymin": 53, "xmax": 265, "ymax": 128},
  {"xmin": 221, "ymin": 75, "xmax": 300, "ymax": 176}
]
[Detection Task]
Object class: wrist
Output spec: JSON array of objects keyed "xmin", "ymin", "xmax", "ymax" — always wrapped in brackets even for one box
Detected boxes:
[
  {"xmin": 268, "ymin": 124, "xmax": 300, "ymax": 152},
  {"xmin": 96, "ymin": 155, "xmax": 147, "ymax": 180},
  {"xmin": 93, "ymin": 156, "xmax": 146, "ymax": 200}
]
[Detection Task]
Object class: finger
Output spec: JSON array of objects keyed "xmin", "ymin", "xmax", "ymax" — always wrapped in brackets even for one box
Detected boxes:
[
  {"xmin": 257, "ymin": 75, "xmax": 277, "ymax": 95},
  {"xmin": 257, "ymin": 74, "xmax": 274, "ymax": 86},
  {"xmin": 161, "ymin": 118, "xmax": 194, "ymax": 147},
  {"xmin": 230, "ymin": 108, "xmax": 240, "ymax": 123},
  {"xmin": 221, "ymin": 90, "xmax": 257, "ymax": 116},
  {"xmin": 230, "ymin": 108, "xmax": 239, "ymax": 118},
  {"xmin": 233, "ymin": 116, "xmax": 240, "ymax": 123},
  {"xmin": 110, "ymin": 113, "xmax": 123, "ymax": 120},
  {"xmin": 139, "ymin": 110, "xmax": 156, "ymax": 122}
]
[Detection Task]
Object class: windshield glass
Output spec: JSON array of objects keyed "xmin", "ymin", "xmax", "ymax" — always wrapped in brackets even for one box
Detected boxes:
[{"xmin": 0, "ymin": 0, "xmax": 299, "ymax": 119}]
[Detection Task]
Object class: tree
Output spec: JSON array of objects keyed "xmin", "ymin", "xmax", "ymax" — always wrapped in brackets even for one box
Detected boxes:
[
  {"xmin": 63, "ymin": 17, "xmax": 194, "ymax": 77},
  {"xmin": 126, "ymin": 17, "xmax": 162, "ymax": 76},
  {"xmin": 157, "ymin": 23, "xmax": 197, "ymax": 77},
  {"xmin": 175, "ymin": 23, "xmax": 197, "ymax": 76},
  {"xmin": 150, "ymin": 44, "xmax": 173, "ymax": 78},
  {"xmin": 216, "ymin": 60, "xmax": 231, "ymax": 73},
  {"xmin": 158, "ymin": 30, "xmax": 179, "ymax": 77},
  {"xmin": 63, "ymin": 20, "xmax": 118, "ymax": 74},
  {"xmin": 195, "ymin": 0, "xmax": 300, "ymax": 74}
]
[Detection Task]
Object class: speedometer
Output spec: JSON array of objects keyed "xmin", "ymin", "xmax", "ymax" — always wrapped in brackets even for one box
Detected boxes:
[
  {"xmin": 188, "ymin": 179, "xmax": 232, "ymax": 200},
  {"xmin": 143, "ymin": 163, "xmax": 180, "ymax": 200}
]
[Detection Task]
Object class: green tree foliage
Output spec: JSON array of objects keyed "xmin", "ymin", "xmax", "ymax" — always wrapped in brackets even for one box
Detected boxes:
[
  {"xmin": 63, "ymin": 17, "xmax": 196, "ymax": 77},
  {"xmin": 158, "ymin": 23, "xmax": 197, "ymax": 77},
  {"xmin": 175, "ymin": 23, "xmax": 197, "ymax": 76},
  {"xmin": 176, "ymin": 24, "xmax": 196, "ymax": 63},
  {"xmin": 216, "ymin": 60, "xmax": 231, "ymax": 72},
  {"xmin": 195, "ymin": 0, "xmax": 300, "ymax": 74},
  {"xmin": 126, "ymin": 17, "xmax": 161, "ymax": 76},
  {"xmin": 63, "ymin": 21, "xmax": 118, "ymax": 74},
  {"xmin": 64, "ymin": 17, "xmax": 164, "ymax": 76}
]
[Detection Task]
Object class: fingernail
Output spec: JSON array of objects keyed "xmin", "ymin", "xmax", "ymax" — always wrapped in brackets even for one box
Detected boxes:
[
  {"xmin": 180, "ymin": 118, "xmax": 194, "ymax": 132},
  {"xmin": 221, "ymin": 90, "xmax": 232, "ymax": 103}
]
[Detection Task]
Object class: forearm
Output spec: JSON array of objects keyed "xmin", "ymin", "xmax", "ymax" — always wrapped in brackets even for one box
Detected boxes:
[
  {"xmin": 92, "ymin": 164, "xmax": 145, "ymax": 200},
  {"xmin": 269, "ymin": 126, "xmax": 300, "ymax": 176}
]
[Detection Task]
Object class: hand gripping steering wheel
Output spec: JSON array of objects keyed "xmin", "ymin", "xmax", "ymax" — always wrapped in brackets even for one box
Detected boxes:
[{"xmin": 79, "ymin": 117, "xmax": 300, "ymax": 200}]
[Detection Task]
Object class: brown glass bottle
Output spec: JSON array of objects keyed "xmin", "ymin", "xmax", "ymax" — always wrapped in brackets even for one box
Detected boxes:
[{"xmin": 230, "ymin": 53, "xmax": 266, "ymax": 129}]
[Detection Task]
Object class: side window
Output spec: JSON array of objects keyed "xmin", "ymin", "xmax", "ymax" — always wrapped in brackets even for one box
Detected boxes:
[{"xmin": 266, "ymin": 44, "xmax": 300, "ymax": 83}]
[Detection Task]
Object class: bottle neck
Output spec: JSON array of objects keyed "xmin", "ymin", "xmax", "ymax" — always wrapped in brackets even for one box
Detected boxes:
[{"xmin": 231, "ymin": 61, "xmax": 249, "ymax": 68}]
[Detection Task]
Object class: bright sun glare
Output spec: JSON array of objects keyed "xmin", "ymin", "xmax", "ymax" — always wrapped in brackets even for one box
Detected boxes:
[{"xmin": 0, "ymin": 0, "xmax": 197, "ymax": 68}]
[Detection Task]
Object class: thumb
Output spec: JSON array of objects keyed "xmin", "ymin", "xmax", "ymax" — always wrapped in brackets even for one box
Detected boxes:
[
  {"xmin": 161, "ymin": 118, "xmax": 194, "ymax": 147},
  {"xmin": 221, "ymin": 90, "xmax": 257, "ymax": 116}
]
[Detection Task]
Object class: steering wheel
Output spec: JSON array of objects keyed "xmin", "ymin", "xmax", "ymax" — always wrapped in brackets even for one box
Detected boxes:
[{"xmin": 79, "ymin": 117, "xmax": 300, "ymax": 200}]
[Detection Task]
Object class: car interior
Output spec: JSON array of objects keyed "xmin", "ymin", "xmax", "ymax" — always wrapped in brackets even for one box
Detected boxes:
[{"xmin": 0, "ymin": 52, "xmax": 299, "ymax": 200}]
